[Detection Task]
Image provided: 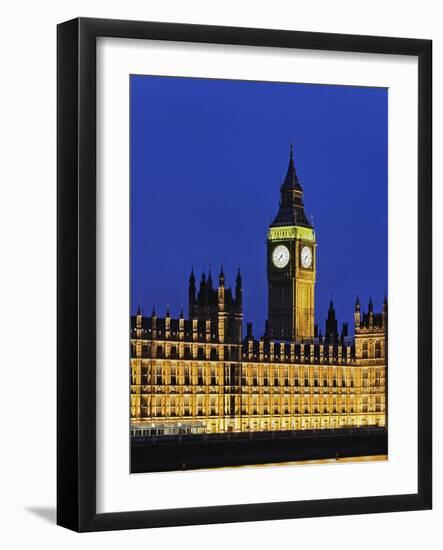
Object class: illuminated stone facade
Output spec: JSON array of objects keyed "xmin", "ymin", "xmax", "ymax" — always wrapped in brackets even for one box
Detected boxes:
[
  {"xmin": 130, "ymin": 292, "xmax": 386, "ymax": 434},
  {"xmin": 130, "ymin": 148, "xmax": 387, "ymax": 435}
]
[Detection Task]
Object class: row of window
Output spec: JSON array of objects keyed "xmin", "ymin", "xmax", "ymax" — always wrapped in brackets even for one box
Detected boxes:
[
  {"xmin": 133, "ymin": 395, "xmax": 384, "ymax": 409},
  {"xmin": 131, "ymin": 376, "xmax": 385, "ymax": 389},
  {"xmin": 132, "ymin": 363, "xmax": 384, "ymax": 376},
  {"xmin": 134, "ymin": 406, "xmax": 385, "ymax": 417},
  {"xmin": 131, "ymin": 367, "xmax": 384, "ymax": 387},
  {"xmin": 133, "ymin": 345, "xmax": 376, "ymax": 363},
  {"xmin": 132, "ymin": 395, "xmax": 385, "ymax": 417}
]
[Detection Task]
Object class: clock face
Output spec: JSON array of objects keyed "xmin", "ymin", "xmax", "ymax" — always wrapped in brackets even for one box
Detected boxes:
[
  {"xmin": 272, "ymin": 245, "xmax": 290, "ymax": 268},
  {"xmin": 301, "ymin": 245, "xmax": 313, "ymax": 269}
]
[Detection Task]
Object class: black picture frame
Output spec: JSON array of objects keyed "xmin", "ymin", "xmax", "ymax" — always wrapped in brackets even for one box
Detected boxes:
[{"xmin": 57, "ymin": 17, "xmax": 432, "ymax": 532}]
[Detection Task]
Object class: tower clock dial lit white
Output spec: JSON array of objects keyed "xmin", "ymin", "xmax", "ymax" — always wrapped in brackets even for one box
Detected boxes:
[
  {"xmin": 301, "ymin": 245, "xmax": 313, "ymax": 268},
  {"xmin": 272, "ymin": 245, "xmax": 290, "ymax": 268}
]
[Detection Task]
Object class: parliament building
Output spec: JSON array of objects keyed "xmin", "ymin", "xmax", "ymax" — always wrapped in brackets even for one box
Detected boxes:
[{"xmin": 130, "ymin": 147, "xmax": 387, "ymax": 436}]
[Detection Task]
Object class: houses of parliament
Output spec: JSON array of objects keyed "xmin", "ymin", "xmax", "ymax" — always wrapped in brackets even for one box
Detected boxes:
[{"xmin": 130, "ymin": 147, "xmax": 387, "ymax": 436}]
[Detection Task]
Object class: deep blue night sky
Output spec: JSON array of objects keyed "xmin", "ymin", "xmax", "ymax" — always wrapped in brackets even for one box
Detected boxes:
[{"xmin": 130, "ymin": 75, "xmax": 387, "ymax": 337}]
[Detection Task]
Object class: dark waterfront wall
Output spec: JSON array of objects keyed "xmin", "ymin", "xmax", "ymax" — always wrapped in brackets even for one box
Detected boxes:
[{"xmin": 131, "ymin": 426, "xmax": 387, "ymax": 473}]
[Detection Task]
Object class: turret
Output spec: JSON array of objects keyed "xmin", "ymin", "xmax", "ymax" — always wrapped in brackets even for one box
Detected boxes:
[
  {"xmin": 136, "ymin": 303, "xmax": 142, "ymax": 329},
  {"xmin": 235, "ymin": 267, "xmax": 242, "ymax": 307},
  {"xmin": 165, "ymin": 305, "xmax": 171, "ymax": 338},
  {"xmin": 219, "ymin": 265, "xmax": 225, "ymax": 287},
  {"xmin": 179, "ymin": 307, "xmax": 184, "ymax": 339},
  {"xmin": 218, "ymin": 266, "xmax": 225, "ymax": 312},
  {"xmin": 325, "ymin": 299, "xmax": 338, "ymax": 345},
  {"xmin": 382, "ymin": 294, "xmax": 388, "ymax": 329},
  {"xmin": 198, "ymin": 272, "xmax": 207, "ymax": 307},
  {"xmin": 151, "ymin": 305, "xmax": 157, "ymax": 338},
  {"xmin": 368, "ymin": 296, "xmax": 374, "ymax": 328},
  {"xmin": 207, "ymin": 268, "xmax": 213, "ymax": 291},
  {"xmin": 354, "ymin": 295, "xmax": 361, "ymax": 331},
  {"xmin": 188, "ymin": 268, "xmax": 196, "ymax": 316}
]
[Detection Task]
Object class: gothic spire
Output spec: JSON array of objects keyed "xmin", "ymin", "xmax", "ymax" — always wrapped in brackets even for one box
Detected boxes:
[
  {"xmin": 199, "ymin": 272, "xmax": 207, "ymax": 306},
  {"xmin": 271, "ymin": 145, "xmax": 312, "ymax": 228},
  {"xmin": 236, "ymin": 267, "xmax": 242, "ymax": 287},
  {"xmin": 235, "ymin": 267, "xmax": 242, "ymax": 308},
  {"xmin": 325, "ymin": 298, "xmax": 338, "ymax": 344},
  {"xmin": 189, "ymin": 267, "xmax": 195, "ymax": 286},
  {"xmin": 281, "ymin": 143, "xmax": 303, "ymax": 192}
]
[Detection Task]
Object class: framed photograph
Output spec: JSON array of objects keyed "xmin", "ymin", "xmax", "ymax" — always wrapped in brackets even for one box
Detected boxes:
[{"xmin": 57, "ymin": 17, "xmax": 432, "ymax": 531}]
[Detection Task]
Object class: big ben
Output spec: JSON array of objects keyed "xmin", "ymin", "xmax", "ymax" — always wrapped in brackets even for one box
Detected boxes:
[{"xmin": 267, "ymin": 145, "xmax": 316, "ymax": 341}]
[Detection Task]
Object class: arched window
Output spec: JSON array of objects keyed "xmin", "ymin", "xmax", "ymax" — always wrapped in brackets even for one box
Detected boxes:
[
  {"xmin": 362, "ymin": 341, "xmax": 369, "ymax": 359},
  {"xmin": 375, "ymin": 340, "xmax": 382, "ymax": 358}
]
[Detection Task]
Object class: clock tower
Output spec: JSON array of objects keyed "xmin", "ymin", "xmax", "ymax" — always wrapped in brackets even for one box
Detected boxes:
[{"xmin": 267, "ymin": 145, "xmax": 316, "ymax": 341}]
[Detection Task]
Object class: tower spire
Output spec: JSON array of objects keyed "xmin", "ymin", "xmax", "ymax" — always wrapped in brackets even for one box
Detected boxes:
[
  {"xmin": 325, "ymin": 298, "xmax": 338, "ymax": 344},
  {"xmin": 235, "ymin": 267, "xmax": 242, "ymax": 308},
  {"xmin": 236, "ymin": 267, "xmax": 242, "ymax": 286},
  {"xmin": 281, "ymin": 143, "xmax": 302, "ymax": 191},
  {"xmin": 354, "ymin": 294, "xmax": 361, "ymax": 330},
  {"xmin": 382, "ymin": 294, "xmax": 388, "ymax": 329},
  {"xmin": 188, "ymin": 266, "xmax": 196, "ymax": 316},
  {"xmin": 270, "ymin": 145, "xmax": 312, "ymax": 228},
  {"xmin": 199, "ymin": 271, "xmax": 207, "ymax": 306},
  {"xmin": 136, "ymin": 302, "xmax": 142, "ymax": 330},
  {"xmin": 368, "ymin": 296, "xmax": 374, "ymax": 328}
]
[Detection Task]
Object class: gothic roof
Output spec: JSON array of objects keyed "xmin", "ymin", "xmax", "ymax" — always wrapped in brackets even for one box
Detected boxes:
[
  {"xmin": 271, "ymin": 145, "xmax": 313, "ymax": 228},
  {"xmin": 281, "ymin": 144, "xmax": 303, "ymax": 192}
]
